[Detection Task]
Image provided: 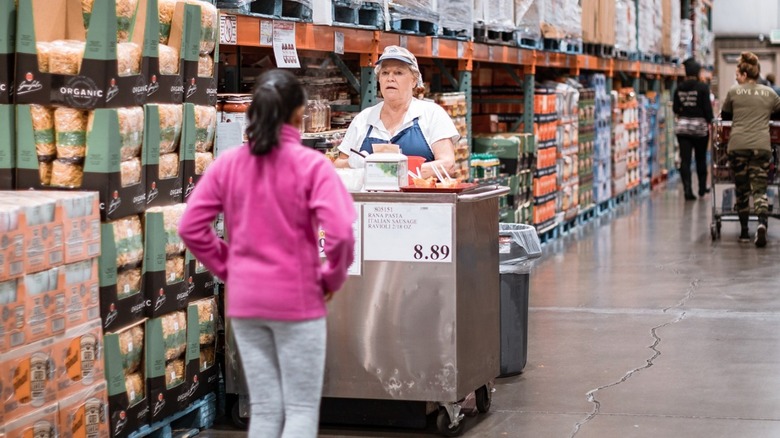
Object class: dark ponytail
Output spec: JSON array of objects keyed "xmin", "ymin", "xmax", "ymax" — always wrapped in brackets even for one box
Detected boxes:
[{"xmin": 247, "ymin": 69, "xmax": 307, "ymax": 156}]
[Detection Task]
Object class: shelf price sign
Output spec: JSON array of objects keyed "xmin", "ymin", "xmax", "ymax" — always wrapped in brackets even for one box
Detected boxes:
[
  {"xmin": 363, "ymin": 203, "xmax": 453, "ymax": 263},
  {"xmin": 219, "ymin": 14, "xmax": 237, "ymax": 45}
]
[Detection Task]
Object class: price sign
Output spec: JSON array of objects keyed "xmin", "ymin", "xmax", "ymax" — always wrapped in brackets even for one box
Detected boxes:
[
  {"xmin": 432, "ymin": 38, "xmax": 439, "ymax": 57},
  {"xmin": 363, "ymin": 203, "xmax": 453, "ymax": 263},
  {"xmin": 334, "ymin": 31, "xmax": 344, "ymax": 55},
  {"xmin": 457, "ymin": 41, "xmax": 464, "ymax": 59},
  {"xmin": 272, "ymin": 21, "xmax": 300, "ymax": 68},
  {"xmin": 260, "ymin": 20, "xmax": 273, "ymax": 46},
  {"xmin": 220, "ymin": 15, "xmax": 237, "ymax": 45},
  {"xmin": 399, "ymin": 35, "xmax": 408, "ymax": 48},
  {"xmin": 319, "ymin": 203, "xmax": 362, "ymax": 276}
]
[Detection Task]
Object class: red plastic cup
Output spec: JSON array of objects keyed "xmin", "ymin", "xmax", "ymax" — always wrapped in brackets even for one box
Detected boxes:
[{"xmin": 407, "ymin": 155, "xmax": 426, "ymax": 186}]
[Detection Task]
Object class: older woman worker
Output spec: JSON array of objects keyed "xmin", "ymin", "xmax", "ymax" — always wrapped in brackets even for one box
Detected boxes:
[{"xmin": 335, "ymin": 46, "xmax": 459, "ymax": 178}]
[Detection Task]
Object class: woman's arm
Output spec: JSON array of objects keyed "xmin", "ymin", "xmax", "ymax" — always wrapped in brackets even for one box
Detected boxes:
[{"xmin": 421, "ymin": 138, "xmax": 456, "ymax": 179}]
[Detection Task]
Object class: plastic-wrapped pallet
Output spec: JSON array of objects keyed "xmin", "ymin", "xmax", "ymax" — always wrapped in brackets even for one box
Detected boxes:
[
  {"xmin": 474, "ymin": 0, "xmax": 514, "ymax": 32},
  {"xmin": 615, "ymin": 0, "xmax": 637, "ymax": 54},
  {"xmin": 662, "ymin": 0, "xmax": 680, "ymax": 58},
  {"xmin": 437, "ymin": 0, "xmax": 473, "ymax": 37},
  {"xmin": 389, "ymin": 0, "xmax": 438, "ymax": 23},
  {"xmin": 515, "ymin": 0, "xmax": 541, "ymax": 41},
  {"xmin": 637, "ymin": 0, "xmax": 661, "ymax": 55},
  {"xmin": 516, "ymin": 0, "xmax": 581, "ymax": 41}
]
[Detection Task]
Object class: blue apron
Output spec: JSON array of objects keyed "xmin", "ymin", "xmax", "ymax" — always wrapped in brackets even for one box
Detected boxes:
[{"xmin": 359, "ymin": 118, "xmax": 435, "ymax": 162}]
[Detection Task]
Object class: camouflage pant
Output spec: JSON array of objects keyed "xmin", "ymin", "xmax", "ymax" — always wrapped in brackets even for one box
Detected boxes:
[{"xmin": 729, "ymin": 149, "xmax": 772, "ymax": 219}]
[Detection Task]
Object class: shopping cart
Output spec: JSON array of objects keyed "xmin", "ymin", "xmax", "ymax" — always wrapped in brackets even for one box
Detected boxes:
[{"xmin": 709, "ymin": 119, "xmax": 780, "ymax": 240}]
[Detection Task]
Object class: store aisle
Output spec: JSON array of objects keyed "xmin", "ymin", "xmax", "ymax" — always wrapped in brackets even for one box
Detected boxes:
[{"xmin": 205, "ymin": 186, "xmax": 780, "ymax": 437}]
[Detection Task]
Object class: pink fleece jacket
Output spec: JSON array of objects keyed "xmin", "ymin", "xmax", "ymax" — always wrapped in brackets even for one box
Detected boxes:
[{"xmin": 179, "ymin": 124, "xmax": 356, "ymax": 321}]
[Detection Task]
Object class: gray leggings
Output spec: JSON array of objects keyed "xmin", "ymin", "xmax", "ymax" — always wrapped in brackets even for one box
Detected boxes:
[{"xmin": 232, "ymin": 317, "xmax": 327, "ymax": 438}]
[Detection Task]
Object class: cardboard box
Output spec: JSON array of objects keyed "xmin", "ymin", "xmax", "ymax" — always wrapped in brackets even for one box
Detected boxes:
[
  {"xmin": 144, "ymin": 0, "xmax": 186, "ymax": 104},
  {"xmin": 24, "ymin": 267, "xmax": 67, "ymax": 343},
  {"xmin": 0, "ymin": 193, "xmax": 64, "ymax": 275},
  {"xmin": 473, "ymin": 134, "xmax": 536, "ymax": 175},
  {"xmin": 58, "ymin": 380, "xmax": 111, "ymax": 438},
  {"xmin": 24, "ymin": 191, "xmax": 101, "ymax": 264},
  {"xmin": 0, "ymin": 105, "xmax": 14, "ymax": 189},
  {"xmin": 1, "ymin": 337, "xmax": 58, "ymax": 421},
  {"xmin": 104, "ymin": 319, "xmax": 149, "ymax": 438},
  {"xmin": 54, "ymin": 319, "xmax": 105, "ymax": 398},
  {"xmin": 144, "ymin": 104, "xmax": 185, "ymax": 208},
  {"xmin": 186, "ymin": 250, "xmax": 216, "ymax": 302},
  {"xmin": 181, "ymin": 103, "xmax": 216, "ymax": 200},
  {"xmin": 185, "ymin": 297, "xmax": 219, "ymax": 403},
  {"xmin": 0, "ymin": 278, "xmax": 25, "ymax": 352},
  {"xmin": 3, "ymin": 403, "xmax": 60, "ymax": 437},
  {"xmin": 598, "ymin": 0, "xmax": 616, "ymax": 46},
  {"xmin": 581, "ymin": 0, "xmax": 598, "ymax": 44},
  {"xmin": 15, "ymin": 0, "xmax": 151, "ymax": 109},
  {"xmin": 0, "ymin": 0, "xmax": 15, "ymax": 104},
  {"xmin": 143, "ymin": 206, "xmax": 189, "ymax": 317},
  {"xmin": 179, "ymin": 2, "xmax": 218, "ymax": 107},
  {"xmin": 63, "ymin": 259, "xmax": 100, "ymax": 330},
  {"xmin": 0, "ymin": 203, "xmax": 26, "ymax": 282},
  {"xmin": 16, "ymin": 106, "xmax": 149, "ymax": 221},
  {"xmin": 145, "ymin": 311, "xmax": 189, "ymax": 424},
  {"xmin": 99, "ymin": 221, "xmax": 147, "ymax": 333}
]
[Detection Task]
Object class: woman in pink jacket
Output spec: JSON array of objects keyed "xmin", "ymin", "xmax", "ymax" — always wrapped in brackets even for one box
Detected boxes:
[{"xmin": 179, "ymin": 69, "xmax": 356, "ymax": 437}]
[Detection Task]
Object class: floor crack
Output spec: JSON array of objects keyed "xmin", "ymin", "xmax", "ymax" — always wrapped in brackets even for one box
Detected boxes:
[{"xmin": 569, "ymin": 279, "xmax": 701, "ymax": 438}]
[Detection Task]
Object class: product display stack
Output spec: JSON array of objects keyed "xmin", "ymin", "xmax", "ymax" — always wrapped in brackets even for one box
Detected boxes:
[
  {"xmin": 432, "ymin": 92, "xmax": 470, "ymax": 181},
  {"xmin": 532, "ymin": 86, "xmax": 559, "ymax": 229},
  {"xmin": 0, "ymin": 191, "xmax": 111, "ymax": 438},
  {"xmin": 555, "ymin": 81, "xmax": 580, "ymax": 222},
  {"xmin": 3, "ymin": 0, "xmax": 222, "ymax": 436},
  {"xmin": 638, "ymin": 93, "xmax": 658, "ymax": 187},
  {"xmin": 0, "ymin": 0, "xmax": 13, "ymax": 190},
  {"xmin": 578, "ymin": 88, "xmax": 595, "ymax": 209},
  {"xmin": 590, "ymin": 74, "xmax": 612, "ymax": 204},
  {"xmin": 611, "ymin": 88, "xmax": 638, "ymax": 196}
]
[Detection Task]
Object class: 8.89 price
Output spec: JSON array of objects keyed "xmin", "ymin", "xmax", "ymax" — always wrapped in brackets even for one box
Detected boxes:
[{"xmin": 413, "ymin": 244, "xmax": 451, "ymax": 261}]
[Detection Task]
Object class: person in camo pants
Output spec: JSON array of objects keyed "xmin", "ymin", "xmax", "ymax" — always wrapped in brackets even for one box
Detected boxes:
[{"xmin": 721, "ymin": 52, "xmax": 780, "ymax": 247}]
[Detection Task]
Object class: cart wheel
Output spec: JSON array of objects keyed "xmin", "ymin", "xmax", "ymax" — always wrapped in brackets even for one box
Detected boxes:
[
  {"xmin": 231, "ymin": 400, "xmax": 249, "ymax": 430},
  {"xmin": 475, "ymin": 385, "xmax": 492, "ymax": 413},
  {"xmin": 436, "ymin": 407, "xmax": 465, "ymax": 437}
]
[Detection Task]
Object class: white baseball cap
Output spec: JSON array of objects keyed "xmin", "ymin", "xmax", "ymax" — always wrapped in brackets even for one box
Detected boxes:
[{"xmin": 376, "ymin": 45, "xmax": 419, "ymax": 69}]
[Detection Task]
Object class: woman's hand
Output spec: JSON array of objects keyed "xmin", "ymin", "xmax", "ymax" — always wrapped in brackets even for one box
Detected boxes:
[{"xmin": 324, "ymin": 290, "xmax": 334, "ymax": 302}]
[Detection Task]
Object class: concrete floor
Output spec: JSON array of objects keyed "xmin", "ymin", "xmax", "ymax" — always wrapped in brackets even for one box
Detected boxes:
[{"xmin": 203, "ymin": 185, "xmax": 780, "ymax": 437}]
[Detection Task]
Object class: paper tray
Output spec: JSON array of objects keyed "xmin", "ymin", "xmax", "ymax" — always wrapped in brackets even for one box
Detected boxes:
[{"xmin": 400, "ymin": 183, "xmax": 479, "ymax": 193}]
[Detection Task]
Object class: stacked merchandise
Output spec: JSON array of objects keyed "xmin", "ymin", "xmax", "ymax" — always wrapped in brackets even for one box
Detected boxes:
[
  {"xmin": 637, "ymin": 0, "xmax": 662, "ymax": 57},
  {"xmin": 578, "ymin": 88, "xmax": 596, "ymax": 208},
  {"xmin": 432, "ymin": 92, "xmax": 470, "ymax": 181},
  {"xmin": 661, "ymin": 90, "xmax": 677, "ymax": 176},
  {"xmin": 516, "ymin": 0, "xmax": 582, "ymax": 45},
  {"xmin": 533, "ymin": 86, "xmax": 559, "ymax": 229},
  {"xmin": 472, "ymin": 133, "xmax": 535, "ymax": 225},
  {"xmin": 473, "ymin": 0, "xmax": 515, "ymax": 34},
  {"xmin": 639, "ymin": 93, "xmax": 659, "ymax": 187},
  {"xmin": 436, "ymin": 0, "xmax": 473, "ymax": 38},
  {"xmin": 614, "ymin": 0, "xmax": 637, "ymax": 56},
  {"xmin": 554, "ymin": 82, "xmax": 579, "ymax": 221},
  {"xmin": 581, "ymin": 0, "xmax": 616, "ymax": 51},
  {"xmin": 693, "ymin": 4, "xmax": 713, "ymax": 68},
  {"xmin": 612, "ymin": 88, "xmax": 639, "ymax": 194},
  {"xmin": 0, "ymin": 0, "xmax": 14, "ymax": 189},
  {"xmin": 661, "ymin": 0, "xmax": 681, "ymax": 60},
  {"xmin": 389, "ymin": 0, "xmax": 439, "ymax": 31},
  {"xmin": 591, "ymin": 74, "xmax": 612, "ymax": 203},
  {"xmin": 0, "ymin": 192, "xmax": 111, "ymax": 438}
]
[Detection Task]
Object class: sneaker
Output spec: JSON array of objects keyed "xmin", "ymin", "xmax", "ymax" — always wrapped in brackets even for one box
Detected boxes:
[
  {"xmin": 685, "ymin": 193, "xmax": 697, "ymax": 201},
  {"xmin": 755, "ymin": 224, "xmax": 767, "ymax": 248},
  {"xmin": 739, "ymin": 229, "xmax": 751, "ymax": 242},
  {"xmin": 699, "ymin": 188, "xmax": 711, "ymax": 196}
]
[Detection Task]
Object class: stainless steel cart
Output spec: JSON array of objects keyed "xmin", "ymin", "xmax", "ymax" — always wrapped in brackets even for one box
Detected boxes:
[
  {"xmin": 710, "ymin": 119, "xmax": 780, "ymax": 240},
  {"xmin": 225, "ymin": 185, "xmax": 509, "ymax": 436}
]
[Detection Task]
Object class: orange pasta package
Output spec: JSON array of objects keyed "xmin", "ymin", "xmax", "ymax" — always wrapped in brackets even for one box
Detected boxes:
[
  {"xmin": 2, "ymin": 402, "xmax": 60, "ymax": 438},
  {"xmin": 1, "ymin": 337, "xmax": 57, "ymax": 422},
  {"xmin": 54, "ymin": 319, "xmax": 105, "ymax": 398},
  {"xmin": 0, "ymin": 278, "xmax": 26, "ymax": 353},
  {"xmin": 57, "ymin": 380, "xmax": 110, "ymax": 438}
]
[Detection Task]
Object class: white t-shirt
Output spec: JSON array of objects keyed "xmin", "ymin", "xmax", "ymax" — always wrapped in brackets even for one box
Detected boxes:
[{"xmin": 338, "ymin": 98, "xmax": 460, "ymax": 157}]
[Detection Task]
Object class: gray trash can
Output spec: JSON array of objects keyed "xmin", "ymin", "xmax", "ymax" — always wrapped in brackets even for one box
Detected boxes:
[{"xmin": 498, "ymin": 224, "xmax": 542, "ymax": 377}]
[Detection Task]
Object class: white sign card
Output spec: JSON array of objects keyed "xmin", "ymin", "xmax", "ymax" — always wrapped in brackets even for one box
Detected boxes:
[
  {"xmin": 319, "ymin": 203, "xmax": 363, "ymax": 276},
  {"xmin": 334, "ymin": 31, "xmax": 345, "ymax": 55},
  {"xmin": 272, "ymin": 21, "xmax": 300, "ymax": 68},
  {"xmin": 260, "ymin": 20, "xmax": 273, "ymax": 46},
  {"xmin": 215, "ymin": 122, "xmax": 244, "ymax": 157},
  {"xmin": 363, "ymin": 203, "xmax": 453, "ymax": 263},
  {"xmin": 220, "ymin": 15, "xmax": 237, "ymax": 45}
]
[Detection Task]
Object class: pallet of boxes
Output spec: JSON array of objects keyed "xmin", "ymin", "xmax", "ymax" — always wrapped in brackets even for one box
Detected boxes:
[{"xmin": 6, "ymin": 0, "xmax": 220, "ymax": 436}]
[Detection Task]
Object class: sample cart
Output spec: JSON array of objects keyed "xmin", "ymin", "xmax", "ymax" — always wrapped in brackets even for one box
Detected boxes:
[{"xmin": 226, "ymin": 185, "xmax": 508, "ymax": 436}]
